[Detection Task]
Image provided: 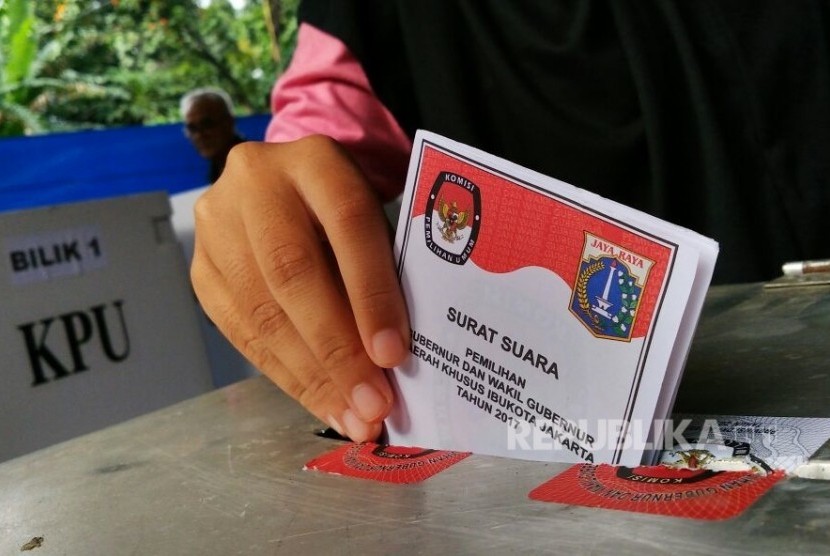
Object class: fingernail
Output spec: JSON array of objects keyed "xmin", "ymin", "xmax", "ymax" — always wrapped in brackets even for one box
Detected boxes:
[
  {"xmin": 351, "ymin": 382, "xmax": 389, "ymax": 421},
  {"xmin": 371, "ymin": 328, "xmax": 405, "ymax": 367},
  {"xmin": 342, "ymin": 409, "xmax": 380, "ymax": 442}
]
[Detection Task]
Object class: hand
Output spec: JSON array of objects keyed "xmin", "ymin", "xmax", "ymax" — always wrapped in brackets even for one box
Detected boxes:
[{"xmin": 190, "ymin": 135, "xmax": 410, "ymax": 441}]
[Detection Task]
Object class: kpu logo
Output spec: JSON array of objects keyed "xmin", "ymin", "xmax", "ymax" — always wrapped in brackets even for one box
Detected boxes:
[
  {"xmin": 424, "ymin": 171, "xmax": 481, "ymax": 265},
  {"xmin": 570, "ymin": 232, "xmax": 654, "ymax": 341},
  {"xmin": 18, "ymin": 300, "xmax": 131, "ymax": 386}
]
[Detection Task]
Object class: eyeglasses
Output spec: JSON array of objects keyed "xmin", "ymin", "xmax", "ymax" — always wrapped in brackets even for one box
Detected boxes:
[{"xmin": 184, "ymin": 118, "xmax": 219, "ymax": 135}]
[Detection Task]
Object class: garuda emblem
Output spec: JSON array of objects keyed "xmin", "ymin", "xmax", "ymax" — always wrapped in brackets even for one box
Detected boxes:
[{"xmin": 438, "ymin": 199, "xmax": 470, "ymax": 243}]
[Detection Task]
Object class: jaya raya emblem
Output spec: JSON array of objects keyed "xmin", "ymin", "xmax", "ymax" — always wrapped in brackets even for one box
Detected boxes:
[
  {"xmin": 424, "ymin": 171, "xmax": 481, "ymax": 265},
  {"xmin": 570, "ymin": 232, "xmax": 654, "ymax": 341}
]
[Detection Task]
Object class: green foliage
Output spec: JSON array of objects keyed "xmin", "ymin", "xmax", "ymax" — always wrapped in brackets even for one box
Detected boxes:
[
  {"xmin": 272, "ymin": 0, "xmax": 299, "ymax": 74},
  {"xmin": 1, "ymin": 0, "xmax": 41, "ymax": 134},
  {"xmin": 0, "ymin": 0, "xmax": 295, "ymax": 136},
  {"xmin": 2, "ymin": 0, "xmax": 36, "ymax": 87}
]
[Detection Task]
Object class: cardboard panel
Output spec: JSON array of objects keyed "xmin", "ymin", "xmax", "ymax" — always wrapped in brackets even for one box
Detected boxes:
[{"xmin": 0, "ymin": 192, "xmax": 213, "ymax": 461}]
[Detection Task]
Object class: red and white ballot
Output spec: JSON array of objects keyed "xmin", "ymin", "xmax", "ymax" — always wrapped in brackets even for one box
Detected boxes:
[{"xmin": 385, "ymin": 131, "xmax": 719, "ymax": 466}]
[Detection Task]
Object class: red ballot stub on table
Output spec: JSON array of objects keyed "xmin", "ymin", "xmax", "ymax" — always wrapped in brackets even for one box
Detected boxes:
[
  {"xmin": 529, "ymin": 463, "xmax": 785, "ymax": 520},
  {"xmin": 305, "ymin": 442, "xmax": 471, "ymax": 484}
]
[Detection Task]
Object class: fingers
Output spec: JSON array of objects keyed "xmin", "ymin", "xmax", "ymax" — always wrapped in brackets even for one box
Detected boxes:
[
  {"xmin": 239, "ymin": 138, "xmax": 408, "ymax": 418},
  {"xmin": 191, "ymin": 239, "xmax": 382, "ymax": 442},
  {"xmin": 291, "ymin": 139, "xmax": 411, "ymax": 369},
  {"xmin": 190, "ymin": 136, "xmax": 409, "ymax": 440}
]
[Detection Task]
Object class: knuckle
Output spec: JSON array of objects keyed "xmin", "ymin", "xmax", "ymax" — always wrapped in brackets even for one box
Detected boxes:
[
  {"xmin": 294, "ymin": 133, "xmax": 338, "ymax": 152},
  {"xmin": 290, "ymin": 135, "xmax": 362, "ymax": 179},
  {"xmin": 192, "ymin": 193, "xmax": 215, "ymax": 227},
  {"xmin": 239, "ymin": 336, "xmax": 271, "ymax": 373},
  {"xmin": 296, "ymin": 371, "xmax": 335, "ymax": 410},
  {"xmin": 265, "ymin": 241, "xmax": 316, "ymax": 289},
  {"xmin": 189, "ymin": 258, "xmax": 208, "ymax": 292},
  {"xmin": 240, "ymin": 336, "xmax": 339, "ymax": 418},
  {"xmin": 353, "ymin": 282, "xmax": 400, "ymax": 316},
  {"xmin": 222, "ymin": 256, "xmax": 259, "ymax": 293},
  {"xmin": 240, "ymin": 336, "xmax": 280, "ymax": 378},
  {"xmin": 223, "ymin": 141, "xmax": 260, "ymax": 172},
  {"xmin": 331, "ymin": 194, "xmax": 373, "ymax": 230},
  {"xmin": 202, "ymin": 301, "xmax": 245, "ymax": 353},
  {"xmin": 249, "ymin": 300, "xmax": 289, "ymax": 339},
  {"xmin": 317, "ymin": 335, "xmax": 362, "ymax": 370}
]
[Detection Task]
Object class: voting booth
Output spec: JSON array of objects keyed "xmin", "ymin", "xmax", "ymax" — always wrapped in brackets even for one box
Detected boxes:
[{"xmin": 0, "ymin": 192, "xmax": 213, "ymax": 462}]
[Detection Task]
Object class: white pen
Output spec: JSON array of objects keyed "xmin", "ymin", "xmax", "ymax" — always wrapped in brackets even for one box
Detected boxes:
[{"xmin": 781, "ymin": 259, "xmax": 830, "ymax": 276}]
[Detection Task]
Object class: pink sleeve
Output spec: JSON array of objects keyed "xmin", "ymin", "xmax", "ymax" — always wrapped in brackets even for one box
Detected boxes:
[{"xmin": 265, "ymin": 23, "xmax": 412, "ymax": 202}]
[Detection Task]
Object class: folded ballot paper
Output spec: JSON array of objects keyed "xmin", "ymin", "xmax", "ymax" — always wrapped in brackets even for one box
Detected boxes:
[{"xmin": 385, "ymin": 131, "xmax": 719, "ymax": 467}]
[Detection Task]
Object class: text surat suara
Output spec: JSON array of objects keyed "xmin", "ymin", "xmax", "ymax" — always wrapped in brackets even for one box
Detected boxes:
[{"xmin": 446, "ymin": 306, "xmax": 559, "ymax": 378}]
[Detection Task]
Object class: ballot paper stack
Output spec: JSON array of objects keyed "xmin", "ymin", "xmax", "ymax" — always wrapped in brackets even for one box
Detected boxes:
[{"xmin": 385, "ymin": 131, "xmax": 719, "ymax": 466}]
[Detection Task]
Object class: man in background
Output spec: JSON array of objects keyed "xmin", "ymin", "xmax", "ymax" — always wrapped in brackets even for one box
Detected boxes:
[{"xmin": 180, "ymin": 87, "xmax": 245, "ymax": 184}]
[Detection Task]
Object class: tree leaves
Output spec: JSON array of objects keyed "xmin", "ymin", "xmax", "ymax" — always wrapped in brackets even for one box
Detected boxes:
[{"xmin": 1, "ymin": 0, "xmax": 294, "ymax": 136}]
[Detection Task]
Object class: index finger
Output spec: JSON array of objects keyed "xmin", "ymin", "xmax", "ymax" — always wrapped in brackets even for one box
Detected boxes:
[{"xmin": 295, "ymin": 138, "xmax": 411, "ymax": 369}]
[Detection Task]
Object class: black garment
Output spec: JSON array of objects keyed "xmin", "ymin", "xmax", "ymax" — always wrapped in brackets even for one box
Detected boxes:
[
  {"xmin": 209, "ymin": 133, "xmax": 246, "ymax": 184},
  {"xmin": 300, "ymin": 0, "xmax": 830, "ymax": 284}
]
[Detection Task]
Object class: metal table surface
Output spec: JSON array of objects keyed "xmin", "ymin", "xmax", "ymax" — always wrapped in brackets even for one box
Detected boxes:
[{"xmin": 1, "ymin": 281, "xmax": 829, "ymax": 555}]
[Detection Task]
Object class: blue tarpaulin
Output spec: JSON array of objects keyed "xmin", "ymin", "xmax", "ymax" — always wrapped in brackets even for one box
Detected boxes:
[{"xmin": 0, "ymin": 114, "xmax": 270, "ymax": 213}]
